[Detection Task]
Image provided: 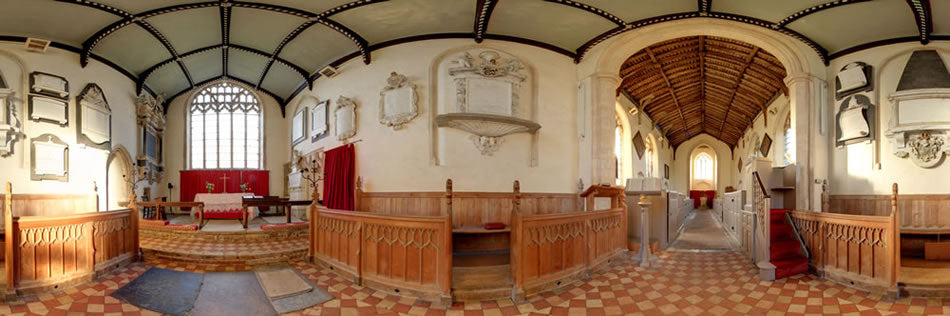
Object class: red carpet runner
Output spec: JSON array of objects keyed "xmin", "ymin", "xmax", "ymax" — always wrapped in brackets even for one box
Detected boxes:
[{"xmin": 769, "ymin": 209, "xmax": 808, "ymax": 279}]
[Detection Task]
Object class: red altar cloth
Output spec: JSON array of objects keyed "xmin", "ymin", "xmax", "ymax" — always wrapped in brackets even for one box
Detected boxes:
[
  {"xmin": 180, "ymin": 170, "xmax": 269, "ymax": 210},
  {"xmin": 689, "ymin": 190, "xmax": 716, "ymax": 209}
]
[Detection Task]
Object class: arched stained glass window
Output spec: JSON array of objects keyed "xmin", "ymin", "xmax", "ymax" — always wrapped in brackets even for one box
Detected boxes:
[{"xmin": 189, "ymin": 82, "xmax": 262, "ymax": 169}]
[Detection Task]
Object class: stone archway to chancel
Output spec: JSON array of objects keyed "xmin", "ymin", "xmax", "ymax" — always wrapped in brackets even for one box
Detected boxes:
[
  {"xmin": 105, "ymin": 145, "xmax": 134, "ymax": 210},
  {"xmin": 581, "ymin": 18, "xmax": 827, "ymax": 211}
]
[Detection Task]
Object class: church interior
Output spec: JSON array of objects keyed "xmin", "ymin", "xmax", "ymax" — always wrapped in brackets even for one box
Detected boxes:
[{"xmin": 0, "ymin": 0, "xmax": 949, "ymax": 315}]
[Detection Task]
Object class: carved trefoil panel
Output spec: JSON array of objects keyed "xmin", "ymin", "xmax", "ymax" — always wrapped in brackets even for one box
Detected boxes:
[
  {"xmin": 379, "ymin": 72, "xmax": 419, "ymax": 130},
  {"xmin": 30, "ymin": 72, "xmax": 68, "ymax": 99},
  {"xmin": 335, "ymin": 96, "xmax": 358, "ymax": 141},
  {"xmin": 31, "ymin": 133, "xmax": 68, "ymax": 182},
  {"xmin": 29, "ymin": 95, "xmax": 68, "ymax": 126},
  {"xmin": 77, "ymin": 83, "xmax": 112, "ymax": 150}
]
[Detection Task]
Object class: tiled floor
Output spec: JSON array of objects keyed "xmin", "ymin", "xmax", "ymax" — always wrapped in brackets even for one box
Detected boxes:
[{"xmin": 2, "ymin": 251, "xmax": 949, "ymax": 315}]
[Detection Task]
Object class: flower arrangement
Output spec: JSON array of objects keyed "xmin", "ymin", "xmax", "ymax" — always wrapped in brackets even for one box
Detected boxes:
[
  {"xmin": 205, "ymin": 182, "xmax": 214, "ymax": 193},
  {"xmin": 240, "ymin": 183, "xmax": 248, "ymax": 192}
]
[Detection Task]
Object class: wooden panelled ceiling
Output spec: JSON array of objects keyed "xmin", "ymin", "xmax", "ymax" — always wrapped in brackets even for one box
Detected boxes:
[{"xmin": 619, "ymin": 36, "xmax": 787, "ymax": 148}]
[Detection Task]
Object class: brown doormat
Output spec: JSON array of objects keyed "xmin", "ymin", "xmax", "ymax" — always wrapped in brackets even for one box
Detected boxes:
[{"xmin": 255, "ymin": 267, "xmax": 313, "ymax": 299}]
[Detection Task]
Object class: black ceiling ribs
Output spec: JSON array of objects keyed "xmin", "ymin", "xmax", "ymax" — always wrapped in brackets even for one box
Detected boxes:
[
  {"xmin": 906, "ymin": 0, "xmax": 933, "ymax": 44},
  {"xmin": 698, "ymin": 0, "xmax": 711, "ymax": 13},
  {"xmin": 67, "ymin": 0, "xmax": 374, "ymax": 106},
  {"xmin": 777, "ymin": 0, "xmax": 871, "ymax": 27},
  {"xmin": 474, "ymin": 0, "xmax": 499, "ymax": 43},
  {"xmin": 220, "ymin": 1, "xmax": 231, "ymax": 77},
  {"xmin": 544, "ymin": 0, "xmax": 625, "ymax": 26},
  {"xmin": 255, "ymin": 0, "xmax": 385, "ymax": 89},
  {"xmin": 163, "ymin": 75, "xmax": 286, "ymax": 116}
]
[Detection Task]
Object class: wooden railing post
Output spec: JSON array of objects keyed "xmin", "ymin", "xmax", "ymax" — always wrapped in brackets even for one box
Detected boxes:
[
  {"xmin": 443, "ymin": 178, "xmax": 454, "ymax": 303},
  {"xmin": 445, "ymin": 179, "xmax": 453, "ymax": 224},
  {"xmin": 891, "ymin": 183, "xmax": 900, "ymax": 290},
  {"xmin": 5, "ymin": 182, "xmax": 14, "ymax": 293},
  {"xmin": 510, "ymin": 201, "xmax": 524, "ymax": 302},
  {"xmin": 127, "ymin": 191, "xmax": 140, "ymax": 261}
]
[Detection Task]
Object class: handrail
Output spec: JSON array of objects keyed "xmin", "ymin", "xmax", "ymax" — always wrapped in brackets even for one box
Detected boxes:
[
  {"xmin": 786, "ymin": 212, "xmax": 811, "ymax": 260},
  {"xmin": 752, "ymin": 171, "xmax": 770, "ymax": 198}
]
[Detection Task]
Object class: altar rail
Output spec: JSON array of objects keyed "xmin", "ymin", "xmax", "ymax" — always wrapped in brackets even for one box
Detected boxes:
[
  {"xmin": 788, "ymin": 210, "xmax": 898, "ymax": 292},
  {"xmin": 511, "ymin": 207, "xmax": 626, "ymax": 299},
  {"xmin": 312, "ymin": 207, "xmax": 452, "ymax": 303},
  {"xmin": 4, "ymin": 183, "xmax": 138, "ymax": 296}
]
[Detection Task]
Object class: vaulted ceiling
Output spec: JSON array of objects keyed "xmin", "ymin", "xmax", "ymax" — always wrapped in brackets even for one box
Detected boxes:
[
  {"xmin": 620, "ymin": 36, "xmax": 787, "ymax": 148},
  {"xmin": 0, "ymin": 0, "xmax": 946, "ymax": 119}
]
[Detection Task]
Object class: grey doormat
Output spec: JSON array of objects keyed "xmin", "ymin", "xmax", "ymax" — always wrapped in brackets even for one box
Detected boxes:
[
  {"xmin": 110, "ymin": 268, "xmax": 203, "ymax": 316},
  {"xmin": 190, "ymin": 271, "xmax": 277, "ymax": 316},
  {"xmin": 256, "ymin": 265, "xmax": 334, "ymax": 313}
]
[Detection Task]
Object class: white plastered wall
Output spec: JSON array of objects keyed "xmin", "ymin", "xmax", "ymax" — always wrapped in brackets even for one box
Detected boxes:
[
  {"xmin": 287, "ymin": 39, "xmax": 579, "ymax": 193},
  {"xmin": 0, "ymin": 42, "xmax": 157, "ymax": 210},
  {"xmin": 827, "ymin": 42, "xmax": 950, "ymax": 195}
]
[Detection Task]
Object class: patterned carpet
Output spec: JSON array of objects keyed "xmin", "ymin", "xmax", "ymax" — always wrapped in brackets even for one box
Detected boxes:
[{"xmin": 1, "ymin": 250, "xmax": 949, "ymax": 315}]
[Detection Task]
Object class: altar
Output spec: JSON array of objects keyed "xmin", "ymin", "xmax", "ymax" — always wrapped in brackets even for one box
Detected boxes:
[{"xmin": 192, "ymin": 193, "xmax": 260, "ymax": 220}]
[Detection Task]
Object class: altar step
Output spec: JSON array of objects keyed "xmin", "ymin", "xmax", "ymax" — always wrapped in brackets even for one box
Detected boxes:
[
  {"xmin": 141, "ymin": 235, "xmax": 308, "ymax": 266},
  {"xmin": 451, "ymin": 264, "xmax": 513, "ymax": 301}
]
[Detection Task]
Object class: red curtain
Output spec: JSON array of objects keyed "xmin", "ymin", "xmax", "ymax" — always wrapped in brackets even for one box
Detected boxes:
[
  {"xmin": 689, "ymin": 190, "xmax": 716, "ymax": 209},
  {"xmin": 180, "ymin": 170, "xmax": 269, "ymax": 202},
  {"xmin": 323, "ymin": 144, "xmax": 355, "ymax": 210}
]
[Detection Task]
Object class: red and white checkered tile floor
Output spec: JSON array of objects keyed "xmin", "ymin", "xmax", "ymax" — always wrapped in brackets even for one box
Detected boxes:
[{"xmin": 1, "ymin": 250, "xmax": 948, "ymax": 315}]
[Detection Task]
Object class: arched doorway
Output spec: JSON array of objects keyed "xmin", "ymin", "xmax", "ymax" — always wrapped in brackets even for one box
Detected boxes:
[
  {"xmin": 583, "ymin": 18, "xmax": 826, "ymax": 210},
  {"xmin": 106, "ymin": 145, "xmax": 134, "ymax": 210}
]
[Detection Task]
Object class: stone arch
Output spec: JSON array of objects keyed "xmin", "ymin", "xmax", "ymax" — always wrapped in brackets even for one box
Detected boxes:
[
  {"xmin": 105, "ymin": 145, "xmax": 134, "ymax": 210},
  {"xmin": 580, "ymin": 18, "xmax": 826, "ymax": 209}
]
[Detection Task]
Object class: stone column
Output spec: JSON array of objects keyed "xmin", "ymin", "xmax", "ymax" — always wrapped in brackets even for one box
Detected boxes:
[
  {"xmin": 586, "ymin": 72, "xmax": 621, "ymax": 186},
  {"xmin": 784, "ymin": 73, "xmax": 823, "ymax": 211}
]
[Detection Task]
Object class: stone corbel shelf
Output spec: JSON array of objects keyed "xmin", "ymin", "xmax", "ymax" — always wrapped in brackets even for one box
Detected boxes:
[{"xmin": 435, "ymin": 112, "xmax": 541, "ymax": 159}]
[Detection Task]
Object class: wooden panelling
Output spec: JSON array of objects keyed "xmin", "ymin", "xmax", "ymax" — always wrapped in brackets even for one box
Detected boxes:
[
  {"xmin": 511, "ymin": 208, "xmax": 626, "ymax": 299},
  {"xmin": 312, "ymin": 208, "xmax": 452, "ymax": 303},
  {"xmin": 356, "ymin": 191, "xmax": 578, "ymax": 228},
  {"xmin": 10, "ymin": 209, "xmax": 137, "ymax": 295},
  {"xmin": 0, "ymin": 193, "xmax": 98, "ymax": 220},
  {"xmin": 789, "ymin": 211, "xmax": 897, "ymax": 292},
  {"xmin": 828, "ymin": 194, "xmax": 950, "ymax": 231}
]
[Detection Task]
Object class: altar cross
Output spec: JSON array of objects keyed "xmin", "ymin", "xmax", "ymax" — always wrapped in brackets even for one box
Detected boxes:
[{"xmin": 220, "ymin": 174, "xmax": 230, "ymax": 193}]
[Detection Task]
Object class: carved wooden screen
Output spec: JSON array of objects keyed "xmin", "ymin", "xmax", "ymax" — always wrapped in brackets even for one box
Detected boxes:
[
  {"xmin": 312, "ymin": 208, "xmax": 452, "ymax": 301},
  {"xmin": 511, "ymin": 208, "xmax": 625, "ymax": 297}
]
